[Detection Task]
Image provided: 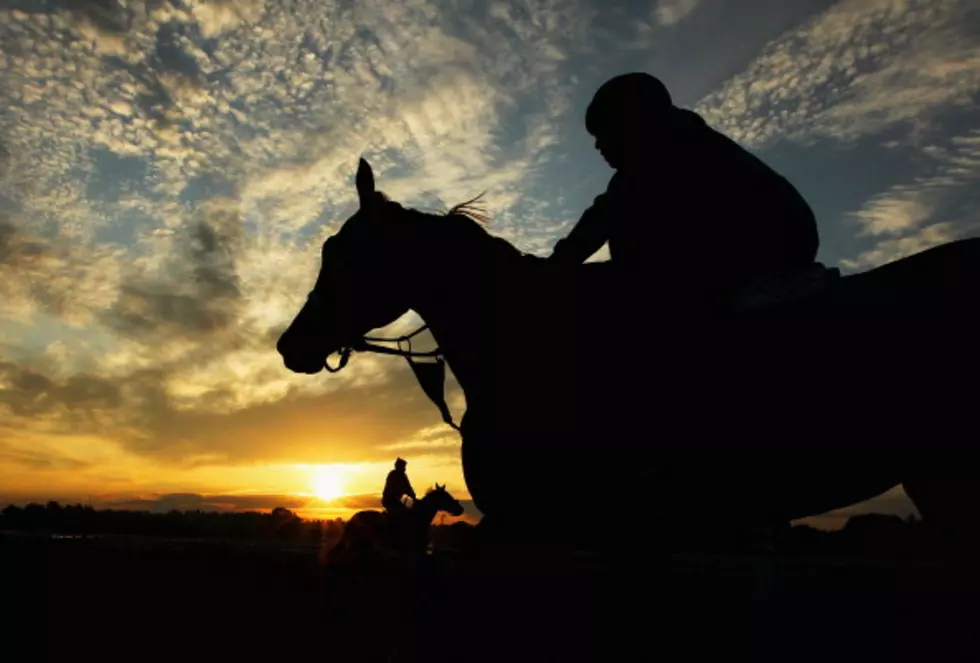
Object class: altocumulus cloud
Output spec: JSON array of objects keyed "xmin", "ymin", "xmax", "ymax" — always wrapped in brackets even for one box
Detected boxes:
[
  {"xmin": 695, "ymin": 0, "xmax": 980, "ymax": 268},
  {"xmin": 0, "ymin": 0, "xmax": 977, "ymax": 520},
  {"xmin": 0, "ymin": 0, "xmax": 610, "ymax": 476}
]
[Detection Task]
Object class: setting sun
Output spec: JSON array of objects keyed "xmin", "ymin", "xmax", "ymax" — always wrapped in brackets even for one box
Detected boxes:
[{"xmin": 311, "ymin": 466, "xmax": 347, "ymax": 502}]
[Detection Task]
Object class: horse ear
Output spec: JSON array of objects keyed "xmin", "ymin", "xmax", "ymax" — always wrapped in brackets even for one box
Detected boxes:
[{"xmin": 356, "ymin": 158, "xmax": 375, "ymax": 208}]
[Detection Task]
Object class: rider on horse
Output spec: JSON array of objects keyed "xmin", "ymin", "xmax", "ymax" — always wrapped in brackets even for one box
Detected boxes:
[
  {"xmin": 382, "ymin": 457, "xmax": 417, "ymax": 518},
  {"xmin": 548, "ymin": 72, "xmax": 821, "ymax": 316}
]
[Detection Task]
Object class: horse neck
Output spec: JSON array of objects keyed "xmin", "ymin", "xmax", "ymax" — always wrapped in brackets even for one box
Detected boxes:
[
  {"xmin": 407, "ymin": 219, "xmax": 522, "ymax": 404},
  {"xmin": 413, "ymin": 493, "xmax": 442, "ymax": 526}
]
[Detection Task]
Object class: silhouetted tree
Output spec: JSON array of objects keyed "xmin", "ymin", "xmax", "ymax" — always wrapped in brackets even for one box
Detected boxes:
[
  {"xmin": 0, "ymin": 502, "xmax": 946, "ymax": 560},
  {"xmin": 0, "ymin": 502, "xmax": 331, "ymax": 542}
]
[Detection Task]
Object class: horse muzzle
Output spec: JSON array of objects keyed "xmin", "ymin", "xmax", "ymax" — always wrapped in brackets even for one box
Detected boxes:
[
  {"xmin": 281, "ymin": 352, "xmax": 324, "ymax": 374},
  {"xmin": 277, "ymin": 335, "xmax": 327, "ymax": 374}
]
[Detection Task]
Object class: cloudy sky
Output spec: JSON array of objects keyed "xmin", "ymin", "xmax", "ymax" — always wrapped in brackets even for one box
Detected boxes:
[{"xmin": 1, "ymin": 0, "xmax": 977, "ymax": 525}]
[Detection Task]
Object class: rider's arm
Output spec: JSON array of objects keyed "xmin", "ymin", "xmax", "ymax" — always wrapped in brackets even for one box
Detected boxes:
[{"xmin": 548, "ymin": 193, "xmax": 612, "ymax": 266}]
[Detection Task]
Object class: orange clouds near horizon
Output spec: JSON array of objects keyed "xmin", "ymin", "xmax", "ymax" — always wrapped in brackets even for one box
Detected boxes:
[
  {"xmin": 0, "ymin": 448, "xmax": 478, "ymax": 524},
  {"xmin": 1, "ymin": 0, "xmax": 969, "ymax": 533}
]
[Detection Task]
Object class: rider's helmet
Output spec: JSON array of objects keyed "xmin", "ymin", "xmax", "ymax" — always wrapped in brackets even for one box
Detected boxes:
[
  {"xmin": 585, "ymin": 72, "xmax": 673, "ymax": 138},
  {"xmin": 395, "ymin": 457, "xmax": 407, "ymax": 468}
]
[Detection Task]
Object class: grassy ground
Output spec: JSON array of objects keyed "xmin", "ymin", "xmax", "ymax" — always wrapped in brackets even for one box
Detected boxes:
[{"xmin": 1, "ymin": 532, "xmax": 974, "ymax": 662}]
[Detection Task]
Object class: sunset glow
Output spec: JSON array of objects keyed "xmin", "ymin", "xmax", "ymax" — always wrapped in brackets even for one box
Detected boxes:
[
  {"xmin": 0, "ymin": 0, "xmax": 966, "ymax": 527},
  {"xmin": 311, "ymin": 466, "xmax": 348, "ymax": 503}
]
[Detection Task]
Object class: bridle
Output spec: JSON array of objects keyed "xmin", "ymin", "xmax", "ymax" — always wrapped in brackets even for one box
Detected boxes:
[
  {"xmin": 305, "ymin": 289, "xmax": 460, "ymax": 431},
  {"xmin": 323, "ymin": 321, "xmax": 441, "ymax": 372}
]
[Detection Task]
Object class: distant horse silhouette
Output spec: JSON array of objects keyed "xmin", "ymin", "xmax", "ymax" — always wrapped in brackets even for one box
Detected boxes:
[
  {"xmin": 279, "ymin": 159, "xmax": 979, "ymax": 553},
  {"xmin": 430, "ymin": 520, "xmax": 478, "ymax": 557},
  {"xmin": 329, "ymin": 484, "xmax": 464, "ymax": 564}
]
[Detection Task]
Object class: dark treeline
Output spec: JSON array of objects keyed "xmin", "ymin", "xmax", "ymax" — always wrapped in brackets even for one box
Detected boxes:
[
  {"xmin": 0, "ymin": 501, "xmax": 339, "ymax": 543},
  {"xmin": 0, "ymin": 501, "xmax": 931, "ymax": 558}
]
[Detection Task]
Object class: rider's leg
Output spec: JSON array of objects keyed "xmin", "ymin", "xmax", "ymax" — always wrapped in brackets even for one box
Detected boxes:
[
  {"xmin": 902, "ymin": 451, "xmax": 980, "ymax": 657},
  {"xmin": 903, "ymin": 452, "xmax": 979, "ymax": 564}
]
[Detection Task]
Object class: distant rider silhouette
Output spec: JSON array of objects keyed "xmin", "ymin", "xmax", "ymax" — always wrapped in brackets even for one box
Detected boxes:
[{"xmin": 382, "ymin": 457, "xmax": 417, "ymax": 517}]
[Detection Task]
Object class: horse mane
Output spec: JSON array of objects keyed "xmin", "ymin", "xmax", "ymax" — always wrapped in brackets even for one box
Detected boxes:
[
  {"xmin": 376, "ymin": 190, "xmax": 488, "ymax": 226},
  {"xmin": 446, "ymin": 193, "xmax": 490, "ymax": 226},
  {"xmin": 424, "ymin": 484, "xmax": 443, "ymax": 496},
  {"xmin": 378, "ymin": 190, "xmax": 524, "ymax": 266}
]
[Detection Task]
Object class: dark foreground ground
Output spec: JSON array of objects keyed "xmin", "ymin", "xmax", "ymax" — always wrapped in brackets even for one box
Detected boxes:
[{"xmin": 1, "ymin": 531, "xmax": 976, "ymax": 662}]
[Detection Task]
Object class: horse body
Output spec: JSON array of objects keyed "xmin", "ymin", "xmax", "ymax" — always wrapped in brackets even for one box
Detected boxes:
[
  {"xmin": 413, "ymin": 225, "xmax": 980, "ymax": 533},
  {"xmin": 279, "ymin": 159, "xmax": 980, "ymax": 553},
  {"xmin": 329, "ymin": 485, "xmax": 464, "ymax": 564}
]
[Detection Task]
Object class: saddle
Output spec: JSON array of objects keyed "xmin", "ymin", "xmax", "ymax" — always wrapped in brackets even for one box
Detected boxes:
[{"xmin": 728, "ymin": 262, "xmax": 840, "ymax": 313}]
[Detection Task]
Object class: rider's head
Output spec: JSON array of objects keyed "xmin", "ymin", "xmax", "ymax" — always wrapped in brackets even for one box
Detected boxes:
[
  {"xmin": 395, "ymin": 457, "xmax": 407, "ymax": 469},
  {"xmin": 586, "ymin": 73, "xmax": 674, "ymax": 170}
]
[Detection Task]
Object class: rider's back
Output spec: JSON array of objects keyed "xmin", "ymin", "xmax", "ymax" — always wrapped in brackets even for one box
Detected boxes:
[
  {"xmin": 551, "ymin": 108, "xmax": 819, "ymax": 314},
  {"xmin": 383, "ymin": 468, "xmax": 412, "ymax": 510},
  {"xmin": 600, "ymin": 110, "xmax": 819, "ymax": 304}
]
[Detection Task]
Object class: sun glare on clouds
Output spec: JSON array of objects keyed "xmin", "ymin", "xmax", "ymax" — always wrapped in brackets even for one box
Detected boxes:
[
  {"xmin": 0, "ymin": 0, "xmax": 972, "ymax": 527},
  {"xmin": 310, "ymin": 465, "xmax": 349, "ymax": 502}
]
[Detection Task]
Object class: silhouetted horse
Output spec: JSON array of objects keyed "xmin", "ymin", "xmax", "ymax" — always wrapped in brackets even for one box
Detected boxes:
[
  {"xmin": 279, "ymin": 159, "xmax": 979, "ymax": 554},
  {"xmin": 328, "ymin": 484, "xmax": 464, "ymax": 565}
]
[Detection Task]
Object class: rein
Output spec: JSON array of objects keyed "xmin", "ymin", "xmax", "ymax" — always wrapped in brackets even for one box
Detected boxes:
[
  {"xmin": 311, "ymin": 295, "xmax": 459, "ymax": 432},
  {"xmin": 322, "ymin": 324, "xmax": 440, "ymax": 372}
]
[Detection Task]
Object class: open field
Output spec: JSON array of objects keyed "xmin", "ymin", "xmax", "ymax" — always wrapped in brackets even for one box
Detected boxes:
[{"xmin": 1, "ymin": 532, "xmax": 975, "ymax": 662}]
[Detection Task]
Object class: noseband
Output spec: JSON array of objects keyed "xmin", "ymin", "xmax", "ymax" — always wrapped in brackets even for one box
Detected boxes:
[{"xmin": 305, "ymin": 289, "xmax": 459, "ymax": 431}]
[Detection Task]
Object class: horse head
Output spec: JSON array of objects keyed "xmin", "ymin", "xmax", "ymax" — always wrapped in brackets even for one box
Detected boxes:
[
  {"xmin": 277, "ymin": 159, "xmax": 421, "ymax": 374},
  {"xmin": 276, "ymin": 158, "xmax": 498, "ymax": 376},
  {"xmin": 419, "ymin": 483, "xmax": 465, "ymax": 518}
]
